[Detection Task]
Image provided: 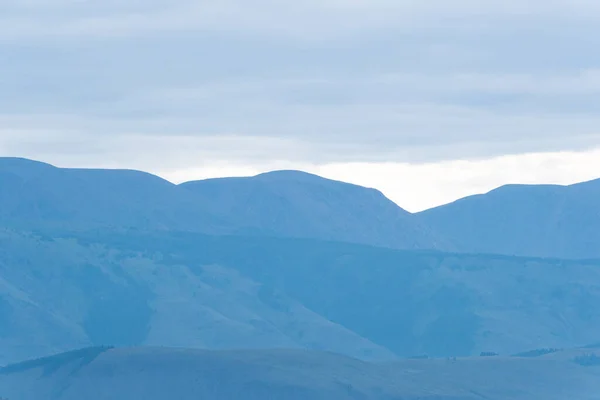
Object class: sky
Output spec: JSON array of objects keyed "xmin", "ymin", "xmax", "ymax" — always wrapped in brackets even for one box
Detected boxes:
[{"xmin": 1, "ymin": 0, "xmax": 600, "ymax": 211}]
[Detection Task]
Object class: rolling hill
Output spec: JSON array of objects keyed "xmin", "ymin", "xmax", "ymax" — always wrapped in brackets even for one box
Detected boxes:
[
  {"xmin": 181, "ymin": 170, "xmax": 450, "ymax": 250},
  {"xmin": 5, "ymin": 157, "xmax": 600, "ymax": 259},
  {"xmin": 419, "ymin": 178, "xmax": 600, "ymax": 259},
  {"xmin": 2, "ymin": 228, "xmax": 600, "ymax": 366},
  {"xmin": 1, "ymin": 346, "xmax": 599, "ymax": 400},
  {"xmin": 2, "ymin": 156, "xmax": 600, "ymax": 389},
  {"xmin": 0, "ymin": 157, "xmax": 228, "ymax": 233},
  {"xmin": 0, "ymin": 157, "xmax": 448, "ymax": 251}
]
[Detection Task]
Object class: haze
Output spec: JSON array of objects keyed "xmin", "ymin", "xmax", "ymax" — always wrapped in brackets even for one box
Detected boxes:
[
  {"xmin": 1, "ymin": 2, "xmax": 600, "ymax": 400},
  {"xmin": 2, "ymin": 0, "xmax": 600, "ymax": 210}
]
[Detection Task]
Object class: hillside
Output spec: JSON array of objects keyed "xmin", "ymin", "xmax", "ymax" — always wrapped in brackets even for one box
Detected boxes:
[
  {"xmin": 6, "ymin": 157, "xmax": 600, "ymax": 259},
  {"xmin": 0, "ymin": 158, "xmax": 448, "ymax": 251},
  {"xmin": 181, "ymin": 171, "xmax": 450, "ymax": 250},
  {"xmin": 0, "ymin": 157, "xmax": 229, "ymax": 233},
  {"xmin": 419, "ymin": 178, "xmax": 600, "ymax": 258},
  {"xmin": 1, "ymin": 228, "xmax": 600, "ymax": 366},
  {"xmin": 1, "ymin": 346, "xmax": 599, "ymax": 400}
]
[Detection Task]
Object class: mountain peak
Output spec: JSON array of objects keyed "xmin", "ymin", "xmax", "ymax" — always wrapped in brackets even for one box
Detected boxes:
[
  {"xmin": 0, "ymin": 157, "xmax": 54, "ymax": 166},
  {"xmin": 255, "ymin": 169, "xmax": 326, "ymax": 181},
  {"xmin": 181, "ymin": 168, "xmax": 447, "ymax": 250},
  {"xmin": 253, "ymin": 170, "xmax": 380, "ymax": 193},
  {"xmin": 184, "ymin": 169, "xmax": 380, "ymax": 194},
  {"xmin": 0, "ymin": 157, "xmax": 56, "ymax": 171},
  {"xmin": 253, "ymin": 170, "xmax": 358, "ymax": 187},
  {"xmin": 420, "ymin": 176, "xmax": 600, "ymax": 258},
  {"xmin": 0, "ymin": 157, "xmax": 58, "ymax": 182}
]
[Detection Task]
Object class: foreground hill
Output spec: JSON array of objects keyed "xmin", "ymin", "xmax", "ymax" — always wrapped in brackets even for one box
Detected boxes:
[
  {"xmin": 0, "ymin": 157, "xmax": 447, "ymax": 251},
  {"xmin": 1, "ymin": 346, "xmax": 599, "ymax": 400},
  {"xmin": 1, "ymin": 228, "xmax": 600, "ymax": 365},
  {"xmin": 419, "ymin": 178, "xmax": 600, "ymax": 258}
]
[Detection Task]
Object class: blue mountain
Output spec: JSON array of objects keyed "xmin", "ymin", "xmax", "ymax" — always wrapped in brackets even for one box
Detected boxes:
[{"xmin": 419, "ymin": 179, "xmax": 600, "ymax": 258}]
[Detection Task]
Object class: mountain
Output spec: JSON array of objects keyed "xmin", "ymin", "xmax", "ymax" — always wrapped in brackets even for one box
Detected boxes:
[
  {"xmin": 0, "ymin": 158, "xmax": 447, "ymax": 251},
  {"xmin": 418, "ymin": 178, "xmax": 600, "ymax": 259},
  {"xmin": 0, "ymin": 157, "xmax": 228, "ymax": 233},
  {"xmin": 2, "ymin": 228, "xmax": 600, "ymax": 366},
  {"xmin": 4, "ymin": 156, "xmax": 600, "ymax": 259},
  {"xmin": 0, "ymin": 229, "xmax": 395, "ymax": 366},
  {"xmin": 3, "ymin": 157, "xmax": 600, "ymax": 374},
  {"xmin": 180, "ymin": 170, "xmax": 450, "ymax": 250},
  {"xmin": 1, "ymin": 346, "xmax": 600, "ymax": 400}
]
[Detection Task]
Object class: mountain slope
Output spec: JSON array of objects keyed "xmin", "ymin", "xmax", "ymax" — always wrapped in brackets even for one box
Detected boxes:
[
  {"xmin": 2, "ymin": 228, "xmax": 600, "ymax": 365},
  {"xmin": 0, "ymin": 157, "xmax": 229, "ymax": 233},
  {"xmin": 1, "ymin": 346, "xmax": 599, "ymax": 400},
  {"xmin": 181, "ymin": 170, "xmax": 450, "ymax": 250},
  {"xmin": 0, "ymin": 229, "xmax": 393, "ymax": 366},
  {"xmin": 418, "ymin": 178, "xmax": 600, "ymax": 258},
  {"xmin": 0, "ymin": 158, "xmax": 448, "ymax": 251}
]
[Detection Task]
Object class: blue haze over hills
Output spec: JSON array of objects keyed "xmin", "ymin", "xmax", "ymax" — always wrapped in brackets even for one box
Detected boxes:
[
  {"xmin": 1, "ymin": 157, "xmax": 600, "ymax": 399},
  {"xmin": 3, "ymin": 156, "xmax": 600, "ymax": 258}
]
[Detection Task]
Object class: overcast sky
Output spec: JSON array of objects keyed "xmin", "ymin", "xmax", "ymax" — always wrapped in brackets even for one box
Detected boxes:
[{"xmin": 1, "ymin": 0, "xmax": 600, "ymax": 211}]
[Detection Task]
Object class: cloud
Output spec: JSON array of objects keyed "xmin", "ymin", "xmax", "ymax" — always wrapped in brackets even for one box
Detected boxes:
[
  {"xmin": 2, "ymin": 73, "xmax": 600, "ymax": 164},
  {"xmin": 315, "ymin": 149, "xmax": 600, "ymax": 211},
  {"xmin": 2, "ymin": 0, "xmax": 600, "ymax": 40},
  {"xmin": 1, "ymin": 0, "xmax": 600, "ymax": 210},
  {"xmin": 156, "ymin": 148, "xmax": 600, "ymax": 212},
  {"xmin": 4, "ymin": 126, "xmax": 598, "ymax": 212}
]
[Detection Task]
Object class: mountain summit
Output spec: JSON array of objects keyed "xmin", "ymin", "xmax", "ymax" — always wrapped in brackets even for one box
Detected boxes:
[
  {"xmin": 0, "ymin": 157, "xmax": 227, "ymax": 232},
  {"xmin": 0, "ymin": 158, "xmax": 448, "ymax": 251},
  {"xmin": 4, "ymin": 157, "xmax": 600, "ymax": 258},
  {"xmin": 419, "ymin": 179, "xmax": 600, "ymax": 258},
  {"xmin": 181, "ymin": 170, "xmax": 450, "ymax": 250}
]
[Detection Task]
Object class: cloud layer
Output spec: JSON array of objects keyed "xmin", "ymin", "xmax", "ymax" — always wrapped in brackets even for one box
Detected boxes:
[{"xmin": 1, "ymin": 0, "xmax": 599, "ymax": 208}]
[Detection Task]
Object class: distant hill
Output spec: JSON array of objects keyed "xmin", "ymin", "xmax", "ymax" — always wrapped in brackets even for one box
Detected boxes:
[
  {"xmin": 0, "ymin": 158, "xmax": 448, "ymax": 251},
  {"xmin": 2, "ymin": 229, "xmax": 600, "ymax": 366},
  {"xmin": 0, "ymin": 157, "xmax": 229, "ymax": 233},
  {"xmin": 3, "ymin": 157, "xmax": 600, "ymax": 370},
  {"xmin": 1, "ymin": 346, "xmax": 599, "ymax": 400},
  {"xmin": 5, "ymin": 157, "xmax": 600, "ymax": 258},
  {"xmin": 181, "ymin": 170, "xmax": 450, "ymax": 250},
  {"xmin": 418, "ymin": 179, "xmax": 600, "ymax": 258}
]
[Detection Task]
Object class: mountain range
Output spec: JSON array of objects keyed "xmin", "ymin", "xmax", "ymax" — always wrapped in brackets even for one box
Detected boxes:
[
  {"xmin": 419, "ymin": 179, "xmax": 600, "ymax": 259},
  {"xmin": 1, "ymin": 157, "xmax": 600, "ymax": 398},
  {"xmin": 3, "ymin": 157, "xmax": 600, "ymax": 258},
  {"xmin": 3, "ymin": 227, "xmax": 600, "ymax": 366},
  {"xmin": 0, "ymin": 158, "xmax": 447, "ymax": 251}
]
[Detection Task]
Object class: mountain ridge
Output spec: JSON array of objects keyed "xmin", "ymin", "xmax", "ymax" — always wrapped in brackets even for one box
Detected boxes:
[
  {"xmin": 181, "ymin": 167, "xmax": 450, "ymax": 251},
  {"xmin": 0, "ymin": 157, "xmax": 449, "ymax": 251},
  {"xmin": 4, "ymin": 157, "xmax": 600, "ymax": 258},
  {"xmin": 419, "ymin": 177, "xmax": 600, "ymax": 258},
  {"xmin": 2, "ymin": 157, "xmax": 600, "ymax": 397}
]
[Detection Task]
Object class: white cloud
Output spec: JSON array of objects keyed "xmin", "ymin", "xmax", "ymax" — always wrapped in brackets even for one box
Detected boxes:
[
  {"xmin": 315, "ymin": 149, "xmax": 600, "ymax": 211},
  {"xmin": 2, "ymin": 108, "xmax": 600, "ymax": 166},
  {"xmin": 4, "ymin": 127, "xmax": 599, "ymax": 212},
  {"xmin": 2, "ymin": 0, "xmax": 600, "ymax": 40},
  {"xmin": 1, "ymin": 0, "xmax": 600, "ymax": 212},
  {"xmin": 379, "ymin": 70, "xmax": 600, "ymax": 96},
  {"xmin": 157, "ymin": 148, "xmax": 600, "ymax": 212}
]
